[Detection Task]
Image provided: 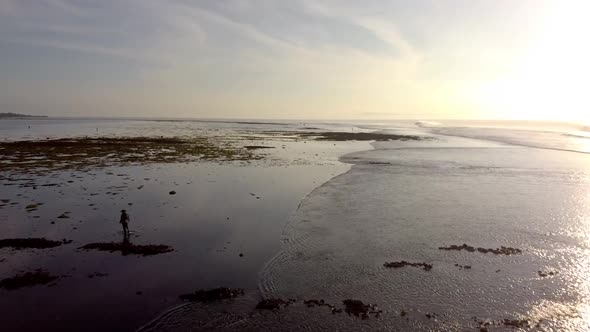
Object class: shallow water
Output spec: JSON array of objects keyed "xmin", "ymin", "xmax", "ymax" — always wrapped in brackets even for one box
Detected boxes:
[
  {"xmin": 3, "ymin": 119, "xmax": 590, "ymax": 331},
  {"xmin": 0, "ymin": 119, "xmax": 368, "ymax": 331},
  {"xmin": 259, "ymin": 135, "xmax": 590, "ymax": 330}
]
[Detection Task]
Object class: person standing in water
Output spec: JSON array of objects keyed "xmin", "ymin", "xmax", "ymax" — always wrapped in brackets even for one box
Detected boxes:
[{"xmin": 120, "ymin": 209, "xmax": 130, "ymax": 236}]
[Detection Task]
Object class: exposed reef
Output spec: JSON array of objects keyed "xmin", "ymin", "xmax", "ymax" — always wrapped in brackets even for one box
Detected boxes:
[
  {"xmin": 0, "ymin": 136, "xmax": 261, "ymax": 174},
  {"xmin": 383, "ymin": 261, "xmax": 433, "ymax": 271},
  {"xmin": 438, "ymin": 244, "xmax": 522, "ymax": 255}
]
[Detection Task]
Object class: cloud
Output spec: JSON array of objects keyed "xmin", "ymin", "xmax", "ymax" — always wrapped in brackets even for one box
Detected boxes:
[{"xmin": 0, "ymin": 0, "xmax": 449, "ymax": 119}]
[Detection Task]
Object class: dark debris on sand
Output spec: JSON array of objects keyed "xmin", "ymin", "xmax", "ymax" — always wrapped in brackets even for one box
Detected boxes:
[
  {"xmin": 78, "ymin": 242, "xmax": 174, "ymax": 256},
  {"xmin": 383, "ymin": 261, "xmax": 433, "ymax": 271},
  {"xmin": 439, "ymin": 243, "xmax": 522, "ymax": 255},
  {"xmin": 0, "ymin": 270, "xmax": 59, "ymax": 290},
  {"xmin": 179, "ymin": 287, "xmax": 245, "ymax": 302},
  {"xmin": 342, "ymin": 299, "xmax": 382, "ymax": 319},
  {"xmin": 0, "ymin": 238, "xmax": 71, "ymax": 250}
]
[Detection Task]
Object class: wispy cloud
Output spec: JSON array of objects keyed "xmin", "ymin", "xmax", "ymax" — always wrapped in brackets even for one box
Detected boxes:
[{"xmin": 1, "ymin": 0, "xmax": 552, "ymax": 119}]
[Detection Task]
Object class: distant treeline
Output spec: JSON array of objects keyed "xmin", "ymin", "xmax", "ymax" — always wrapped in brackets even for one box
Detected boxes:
[{"xmin": 0, "ymin": 112, "xmax": 47, "ymax": 118}]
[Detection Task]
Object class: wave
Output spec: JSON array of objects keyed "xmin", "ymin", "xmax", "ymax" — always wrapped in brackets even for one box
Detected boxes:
[{"xmin": 430, "ymin": 126, "xmax": 590, "ymax": 155}]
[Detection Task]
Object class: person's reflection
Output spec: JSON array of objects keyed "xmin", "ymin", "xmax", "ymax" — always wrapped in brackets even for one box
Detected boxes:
[{"xmin": 122, "ymin": 231, "xmax": 131, "ymax": 256}]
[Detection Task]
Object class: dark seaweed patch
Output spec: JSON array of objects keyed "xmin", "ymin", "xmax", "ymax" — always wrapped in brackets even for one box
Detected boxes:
[
  {"xmin": 342, "ymin": 299, "xmax": 382, "ymax": 319},
  {"xmin": 439, "ymin": 244, "xmax": 521, "ymax": 255},
  {"xmin": 179, "ymin": 287, "xmax": 244, "ymax": 302},
  {"xmin": 299, "ymin": 132, "xmax": 424, "ymax": 141},
  {"xmin": 0, "ymin": 238, "xmax": 70, "ymax": 250},
  {"xmin": 383, "ymin": 261, "xmax": 433, "ymax": 271},
  {"xmin": 0, "ymin": 270, "xmax": 59, "ymax": 290},
  {"xmin": 255, "ymin": 298, "xmax": 296, "ymax": 310},
  {"xmin": 0, "ymin": 136, "xmax": 262, "ymax": 174},
  {"xmin": 79, "ymin": 242, "xmax": 174, "ymax": 256}
]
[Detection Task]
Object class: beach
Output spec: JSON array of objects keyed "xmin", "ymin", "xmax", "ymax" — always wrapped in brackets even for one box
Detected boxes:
[
  {"xmin": 0, "ymin": 118, "xmax": 372, "ymax": 331},
  {"xmin": 1, "ymin": 119, "xmax": 590, "ymax": 331}
]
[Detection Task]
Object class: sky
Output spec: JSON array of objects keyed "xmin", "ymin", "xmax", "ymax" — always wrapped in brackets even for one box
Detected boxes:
[{"xmin": 0, "ymin": 0, "xmax": 588, "ymax": 121}]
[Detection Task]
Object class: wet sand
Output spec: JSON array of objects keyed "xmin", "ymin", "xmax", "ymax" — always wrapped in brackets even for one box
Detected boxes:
[
  {"xmin": 143, "ymin": 130, "xmax": 590, "ymax": 331},
  {"xmin": 0, "ymin": 120, "xmax": 372, "ymax": 331}
]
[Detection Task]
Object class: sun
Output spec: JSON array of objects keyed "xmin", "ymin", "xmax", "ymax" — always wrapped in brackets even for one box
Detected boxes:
[{"xmin": 471, "ymin": 2, "xmax": 590, "ymax": 123}]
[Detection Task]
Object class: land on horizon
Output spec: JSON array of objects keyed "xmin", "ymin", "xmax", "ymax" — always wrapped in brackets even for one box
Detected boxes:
[{"xmin": 0, "ymin": 112, "xmax": 47, "ymax": 119}]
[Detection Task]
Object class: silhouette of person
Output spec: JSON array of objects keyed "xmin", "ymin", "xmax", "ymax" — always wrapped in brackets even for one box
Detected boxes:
[{"xmin": 120, "ymin": 209, "xmax": 130, "ymax": 236}]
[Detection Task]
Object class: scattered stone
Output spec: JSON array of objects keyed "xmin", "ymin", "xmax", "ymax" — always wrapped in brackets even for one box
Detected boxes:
[
  {"xmin": 239, "ymin": 253, "xmax": 244, "ymax": 257},
  {"xmin": 383, "ymin": 261, "xmax": 432, "ymax": 271},
  {"xmin": 0, "ymin": 238, "xmax": 70, "ymax": 250},
  {"xmin": 57, "ymin": 212, "xmax": 70, "ymax": 219},
  {"xmin": 25, "ymin": 203, "xmax": 43, "ymax": 211},
  {"xmin": 256, "ymin": 298, "xmax": 296, "ymax": 310},
  {"xmin": 439, "ymin": 244, "xmax": 521, "ymax": 255},
  {"xmin": 454, "ymin": 264, "xmax": 472, "ymax": 270},
  {"xmin": 179, "ymin": 287, "xmax": 245, "ymax": 302},
  {"xmin": 342, "ymin": 299, "xmax": 382, "ymax": 319},
  {"xmin": 425, "ymin": 312, "xmax": 438, "ymax": 319},
  {"xmin": 0, "ymin": 270, "xmax": 59, "ymax": 290},
  {"xmin": 79, "ymin": 242, "xmax": 174, "ymax": 256},
  {"xmin": 169, "ymin": 191, "xmax": 176, "ymax": 195}
]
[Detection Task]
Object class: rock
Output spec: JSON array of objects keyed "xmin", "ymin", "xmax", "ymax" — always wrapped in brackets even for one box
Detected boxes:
[
  {"xmin": 342, "ymin": 299, "xmax": 382, "ymax": 319},
  {"xmin": 383, "ymin": 261, "xmax": 432, "ymax": 271},
  {"xmin": 169, "ymin": 191, "xmax": 176, "ymax": 195},
  {"xmin": 439, "ymin": 243, "xmax": 521, "ymax": 255},
  {"xmin": 503, "ymin": 319, "xmax": 530, "ymax": 328},
  {"xmin": 0, "ymin": 270, "xmax": 59, "ymax": 290},
  {"xmin": 256, "ymin": 298, "xmax": 295, "ymax": 310},
  {"xmin": 0, "ymin": 238, "xmax": 70, "ymax": 250},
  {"xmin": 78, "ymin": 242, "xmax": 174, "ymax": 256},
  {"xmin": 179, "ymin": 288, "xmax": 244, "ymax": 302}
]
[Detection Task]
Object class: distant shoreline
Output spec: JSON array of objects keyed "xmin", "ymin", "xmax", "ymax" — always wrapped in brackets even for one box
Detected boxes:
[{"xmin": 0, "ymin": 112, "xmax": 48, "ymax": 119}]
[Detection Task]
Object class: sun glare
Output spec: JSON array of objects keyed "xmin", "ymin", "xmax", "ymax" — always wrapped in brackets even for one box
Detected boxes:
[{"xmin": 473, "ymin": 2, "xmax": 590, "ymax": 123}]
